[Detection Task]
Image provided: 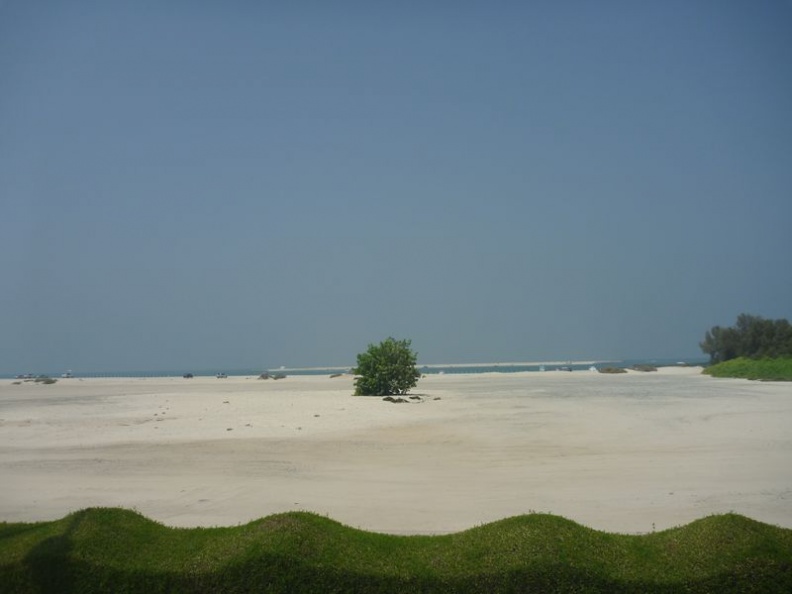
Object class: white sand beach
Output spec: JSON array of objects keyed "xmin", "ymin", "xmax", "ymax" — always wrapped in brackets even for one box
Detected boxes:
[{"xmin": 1, "ymin": 368, "xmax": 790, "ymax": 534}]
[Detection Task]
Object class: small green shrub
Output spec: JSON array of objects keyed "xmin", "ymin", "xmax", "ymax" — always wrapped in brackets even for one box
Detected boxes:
[
  {"xmin": 598, "ymin": 367, "xmax": 627, "ymax": 374},
  {"xmin": 353, "ymin": 337, "xmax": 420, "ymax": 396}
]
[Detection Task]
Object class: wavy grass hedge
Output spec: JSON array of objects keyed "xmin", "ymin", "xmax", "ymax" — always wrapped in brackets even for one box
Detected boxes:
[{"xmin": 1, "ymin": 508, "xmax": 790, "ymax": 593}]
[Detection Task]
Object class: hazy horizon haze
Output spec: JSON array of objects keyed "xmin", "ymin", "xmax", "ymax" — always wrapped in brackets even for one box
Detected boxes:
[{"xmin": 2, "ymin": 2, "xmax": 790, "ymax": 373}]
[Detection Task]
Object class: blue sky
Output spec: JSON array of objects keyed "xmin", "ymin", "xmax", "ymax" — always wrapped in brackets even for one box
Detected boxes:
[{"xmin": 2, "ymin": 1, "xmax": 790, "ymax": 372}]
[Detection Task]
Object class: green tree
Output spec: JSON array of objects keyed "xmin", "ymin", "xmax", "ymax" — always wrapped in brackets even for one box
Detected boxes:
[
  {"xmin": 700, "ymin": 314, "xmax": 792, "ymax": 363},
  {"xmin": 353, "ymin": 337, "xmax": 420, "ymax": 396}
]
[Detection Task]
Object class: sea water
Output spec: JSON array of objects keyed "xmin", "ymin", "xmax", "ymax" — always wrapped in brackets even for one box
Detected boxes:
[{"xmin": 1, "ymin": 358, "xmax": 707, "ymax": 379}]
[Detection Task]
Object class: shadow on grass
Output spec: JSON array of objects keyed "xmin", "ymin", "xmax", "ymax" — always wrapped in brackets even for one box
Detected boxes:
[
  {"xmin": 8, "ymin": 553, "xmax": 791, "ymax": 594},
  {"xmin": 21, "ymin": 512, "xmax": 81, "ymax": 593}
]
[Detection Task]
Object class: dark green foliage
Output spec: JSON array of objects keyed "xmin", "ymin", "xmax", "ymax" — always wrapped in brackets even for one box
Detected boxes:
[
  {"xmin": 353, "ymin": 337, "xmax": 420, "ymax": 396},
  {"xmin": 598, "ymin": 367, "xmax": 627, "ymax": 374},
  {"xmin": 703, "ymin": 357, "xmax": 792, "ymax": 381},
  {"xmin": 1, "ymin": 508, "xmax": 790, "ymax": 593},
  {"xmin": 700, "ymin": 314, "xmax": 792, "ymax": 364}
]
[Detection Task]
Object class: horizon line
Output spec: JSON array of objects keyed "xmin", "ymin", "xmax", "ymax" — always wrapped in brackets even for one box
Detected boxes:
[{"xmin": 1, "ymin": 356, "xmax": 708, "ymax": 377}]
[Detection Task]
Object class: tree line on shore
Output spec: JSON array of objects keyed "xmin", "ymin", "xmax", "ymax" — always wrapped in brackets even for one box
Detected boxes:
[{"xmin": 700, "ymin": 313, "xmax": 792, "ymax": 364}]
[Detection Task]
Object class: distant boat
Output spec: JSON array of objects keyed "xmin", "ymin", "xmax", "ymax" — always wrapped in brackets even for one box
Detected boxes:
[{"xmin": 61, "ymin": 370, "xmax": 73, "ymax": 378}]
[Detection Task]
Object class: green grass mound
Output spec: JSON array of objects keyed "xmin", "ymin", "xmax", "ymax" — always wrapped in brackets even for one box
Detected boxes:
[
  {"xmin": 2, "ymin": 509, "xmax": 790, "ymax": 593},
  {"xmin": 703, "ymin": 357, "xmax": 792, "ymax": 381},
  {"xmin": 598, "ymin": 367, "xmax": 627, "ymax": 374}
]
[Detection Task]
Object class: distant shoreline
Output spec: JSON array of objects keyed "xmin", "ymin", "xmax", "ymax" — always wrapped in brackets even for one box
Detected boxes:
[
  {"xmin": 0, "ymin": 357, "xmax": 709, "ymax": 380},
  {"xmin": 273, "ymin": 361, "xmax": 608, "ymax": 372},
  {"xmin": 420, "ymin": 360, "xmax": 605, "ymax": 368}
]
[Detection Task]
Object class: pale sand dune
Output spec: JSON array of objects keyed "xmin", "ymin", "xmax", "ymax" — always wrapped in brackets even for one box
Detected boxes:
[{"xmin": 1, "ymin": 368, "xmax": 790, "ymax": 534}]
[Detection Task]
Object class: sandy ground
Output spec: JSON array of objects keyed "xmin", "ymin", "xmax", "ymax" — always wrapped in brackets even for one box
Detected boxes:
[{"xmin": 1, "ymin": 368, "xmax": 790, "ymax": 535}]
